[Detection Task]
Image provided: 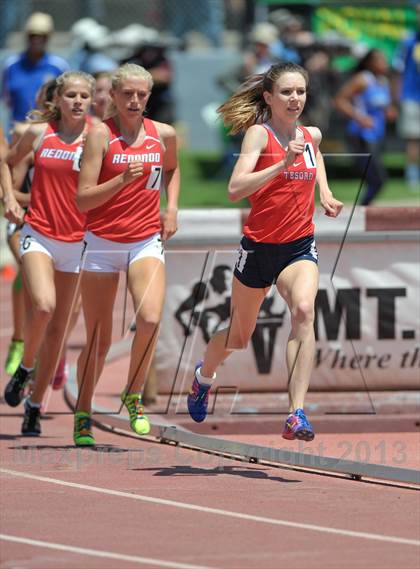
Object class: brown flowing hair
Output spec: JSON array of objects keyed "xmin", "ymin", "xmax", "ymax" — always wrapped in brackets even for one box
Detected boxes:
[{"xmin": 217, "ymin": 62, "xmax": 309, "ymax": 135}]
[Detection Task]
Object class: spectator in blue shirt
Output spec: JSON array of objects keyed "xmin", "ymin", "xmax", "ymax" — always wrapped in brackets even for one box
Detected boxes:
[
  {"xmin": 393, "ymin": 7, "xmax": 420, "ymax": 190},
  {"xmin": 335, "ymin": 49, "xmax": 396, "ymax": 205},
  {"xmin": 1, "ymin": 12, "xmax": 69, "ymax": 127}
]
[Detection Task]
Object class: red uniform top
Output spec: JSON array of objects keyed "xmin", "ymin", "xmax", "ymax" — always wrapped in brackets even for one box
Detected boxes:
[
  {"xmin": 25, "ymin": 122, "xmax": 87, "ymax": 242},
  {"xmin": 86, "ymin": 117, "xmax": 163, "ymax": 243},
  {"xmin": 243, "ymin": 125, "xmax": 317, "ymax": 244}
]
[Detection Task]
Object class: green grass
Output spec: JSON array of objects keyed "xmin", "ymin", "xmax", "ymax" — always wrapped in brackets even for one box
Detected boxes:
[
  {"xmin": 178, "ymin": 150, "xmax": 236, "ymax": 208},
  {"xmin": 177, "ymin": 151, "xmax": 419, "ymax": 208},
  {"xmin": 321, "ymin": 179, "xmax": 420, "ymax": 205}
]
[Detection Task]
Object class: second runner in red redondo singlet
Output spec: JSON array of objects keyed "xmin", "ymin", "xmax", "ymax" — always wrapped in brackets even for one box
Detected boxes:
[
  {"xmin": 75, "ymin": 63, "xmax": 180, "ymax": 446},
  {"xmin": 85, "ymin": 115, "xmax": 163, "ymax": 242},
  {"xmin": 3, "ymin": 71, "xmax": 95, "ymax": 438}
]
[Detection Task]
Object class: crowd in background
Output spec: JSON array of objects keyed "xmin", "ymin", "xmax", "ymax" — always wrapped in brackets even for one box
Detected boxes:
[{"xmin": 1, "ymin": 2, "xmax": 419, "ymax": 195}]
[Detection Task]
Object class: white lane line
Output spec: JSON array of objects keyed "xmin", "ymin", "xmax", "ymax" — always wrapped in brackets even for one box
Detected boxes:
[
  {"xmin": 0, "ymin": 534, "xmax": 213, "ymax": 569},
  {"xmin": 1, "ymin": 468, "xmax": 419, "ymax": 547}
]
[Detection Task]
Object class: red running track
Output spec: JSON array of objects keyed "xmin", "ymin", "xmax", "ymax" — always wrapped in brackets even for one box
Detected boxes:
[{"xmin": 1, "ymin": 274, "xmax": 419, "ymax": 569}]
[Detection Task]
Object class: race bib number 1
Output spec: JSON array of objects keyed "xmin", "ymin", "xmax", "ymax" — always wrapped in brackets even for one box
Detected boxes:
[{"xmin": 303, "ymin": 142, "xmax": 316, "ymax": 169}]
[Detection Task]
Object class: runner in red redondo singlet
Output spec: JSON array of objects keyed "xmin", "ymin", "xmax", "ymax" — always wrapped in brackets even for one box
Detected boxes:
[
  {"xmin": 4, "ymin": 79, "xmax": 80, "ymax": 389},
  {"xmin": 76, "ymin": 63, "xmax": 179, "ymax": 446},
  {"xmin": 187, "ymin": 62, "xmax": 343, "ymax": 442},
  {"xmin": 3, "ymin": 71, "xmax": 95, "ymax": 438}
]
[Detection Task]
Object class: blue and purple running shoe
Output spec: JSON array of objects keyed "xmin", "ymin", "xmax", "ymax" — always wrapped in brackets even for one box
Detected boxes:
[
  {"xmin": 282, "ymin": 408, "xmax": 315, "ymax": 441},
  {"xmin": 187, "ymin": 362, "xmax": 211, "ymax": 423}
]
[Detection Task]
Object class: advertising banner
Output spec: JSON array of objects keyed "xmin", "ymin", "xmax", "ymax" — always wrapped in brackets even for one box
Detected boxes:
[{"xmin": 155, "ymin": 238, "xmax": 420, "ymax": 394}]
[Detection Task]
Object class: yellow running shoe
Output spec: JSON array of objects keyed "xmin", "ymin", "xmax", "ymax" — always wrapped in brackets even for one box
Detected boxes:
[
  {"xmin": 5, "ymin": 339, "xmax": 24, "ymax": 375},
  {"xmin": 73, "ymin": 411, "xmax": 95, "ymax": 446},
  {"xmin": 121, "ymin": 390, "xmax": 150, "ymax": 435}
]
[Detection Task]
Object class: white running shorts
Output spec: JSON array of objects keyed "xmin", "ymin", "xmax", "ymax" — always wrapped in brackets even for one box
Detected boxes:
[
  {"xmin": 20, "ymin": 223, "xmax": 84, "ymax": 273},
  {"xmin": 81, "ymin": 231, "xmax": 165, "ymax": 273}
]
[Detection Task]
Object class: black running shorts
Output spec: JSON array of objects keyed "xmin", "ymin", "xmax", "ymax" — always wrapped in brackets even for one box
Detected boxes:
[{"xmin": 234, "ymin": 234, "xmax": 318, "ymax": 288}]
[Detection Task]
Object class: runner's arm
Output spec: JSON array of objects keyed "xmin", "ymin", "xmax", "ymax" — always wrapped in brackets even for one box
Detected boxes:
[
  {"xmin": 6, "ymin": 124, "xmax": 45, "ymax": 168},
  {"xmin": 12, "ymin": 152, "xmax": 33, "ymax": 207},
  {"xmin": 0, "ymin": 147, "xmax": 25, "ymax": 224},
  {"xmin": 157, "ymin": 122, "xmax": 179, "ymax": 240},
  {"xmin": 308, "ymin": 127, "xmax": 343, "ymax": 218},
  {"xmin": 228, "ymin": 125, "xmax": 301, "ymax": 202},
  {"xmin": 77, "ymin": 124, "xmax": 143, "ymax": 212}
]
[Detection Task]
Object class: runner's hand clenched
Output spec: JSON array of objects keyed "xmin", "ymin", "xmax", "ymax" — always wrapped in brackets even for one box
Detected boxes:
[
  {"xmin": 4, "ymin": 198, "xmax": 24, "ymax": 224},
  {"xmin": 285, "ymin": 138, "xmax": 305, "ymax": 168},
  {"xmin": 122, "ymin": 161, "xmax": 143, "ymax": 184}
]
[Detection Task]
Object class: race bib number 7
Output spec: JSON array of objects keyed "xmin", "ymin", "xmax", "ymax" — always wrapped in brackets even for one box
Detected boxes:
[{"xmin": 146, "ymin": 165, "xmax": 163, "ymax": 190}]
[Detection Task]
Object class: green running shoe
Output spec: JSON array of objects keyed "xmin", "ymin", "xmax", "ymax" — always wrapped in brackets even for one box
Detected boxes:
[
  {"xmin": 121, "ymin": 390, "xmax": 150, "ymax": 435},
  {"xmin": 73, "ymin": 411, "xmax": 95, "ymax": 447},
  {"xmin": 5, "ymin": 339, "xmax": 24, "ymax": 375}
]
